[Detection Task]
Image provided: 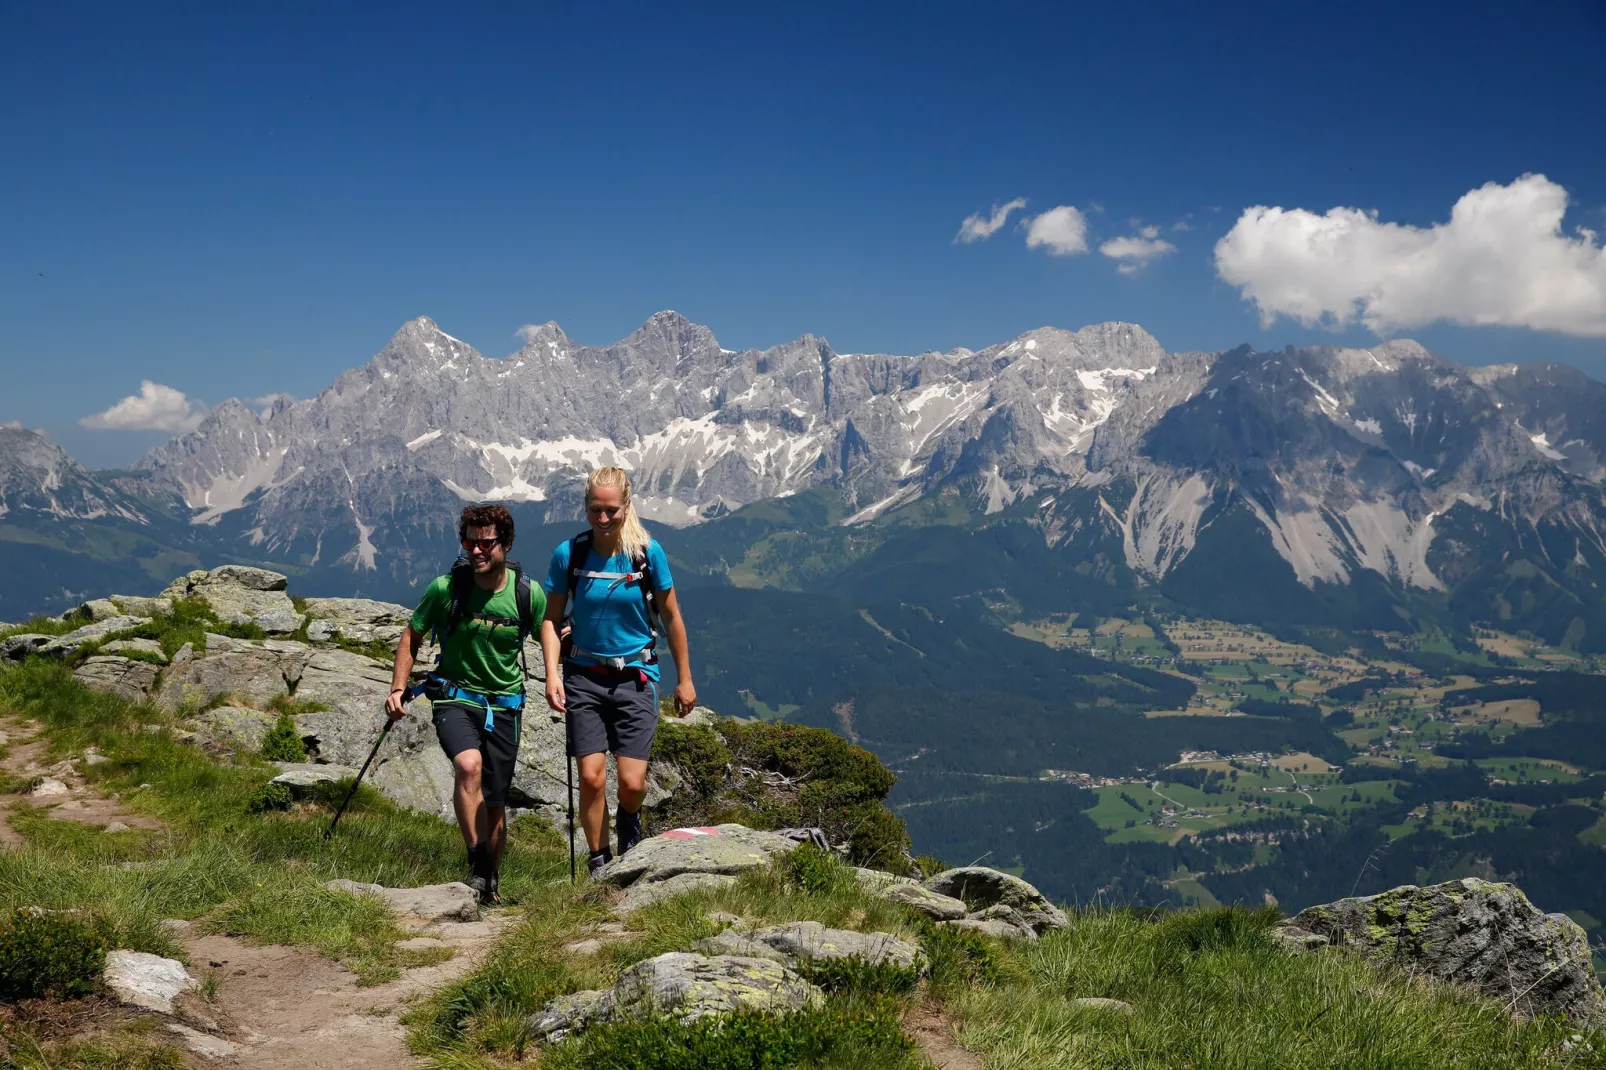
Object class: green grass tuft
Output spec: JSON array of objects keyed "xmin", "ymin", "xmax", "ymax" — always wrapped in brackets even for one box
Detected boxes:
[
  {"xmin": 0, "ymin": 908, "xmax": 108, "ymax": 1000},
  {"xmin": 258, "ymin": 712, "xmax": 307, "ymax": 761}
]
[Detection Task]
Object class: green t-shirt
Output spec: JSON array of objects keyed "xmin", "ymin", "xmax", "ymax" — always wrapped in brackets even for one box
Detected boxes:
[{"xmin": 410, "ymin": 570, "xmax": 546, "ymax": 696}]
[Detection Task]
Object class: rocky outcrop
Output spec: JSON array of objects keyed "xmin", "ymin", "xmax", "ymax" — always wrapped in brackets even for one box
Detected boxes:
[
  {"xmin": 156, "ymin": 635, "xmax": 310, "ymax": 710},
  {"xmin": 301, "ymin": 597, "xmax": 410, "ymax": 645},
  {"xmin": 923, "ymin": 867, "xmax": 1068, "ymax": 936},
  {"xmin": 270, "ymin": 762, "xmax": 357, "ymax": 797},
  {"xmin": 527, "ymin": 952, "xmax": 823, "ymax": 1044},
  {"xmin": 1285, "ymin": 878, "xmax": 1606, "ymax": 1022},
  {"xmin": 877, "ymin": 882, "xmax": 967, "ymax": 922},
  {"xmin": 596, "ymin": 824, "xmax": 801, "ymax": 911},
  {"xmin": 72, "ymin": 656, "xmax": 160, "ymax": 702},
  {"xmin": 159, "ymin": 566, "xmax": 302, "ymax": 634},
  {"xmin": 325, "ymin": 879, "xmax": 480, "ymax": 924},
  {"xmin": 697, "ymin": 920, "xmax": 927, "ymax": 975}
]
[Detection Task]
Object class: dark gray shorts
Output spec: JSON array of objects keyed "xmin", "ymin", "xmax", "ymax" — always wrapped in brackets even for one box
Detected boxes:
[
  {"xmin": 433, "ymin": 700, "xmax": 521, "ymax": 807},
  {"xmin": 564, "ymin": 667, "xmax": 658, "ymax": 761}
]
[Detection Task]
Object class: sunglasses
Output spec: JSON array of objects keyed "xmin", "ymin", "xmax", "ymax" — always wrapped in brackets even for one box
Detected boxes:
[{"xmin": 461, "ymin": 537, "xmax": 502, "ymax": 553}]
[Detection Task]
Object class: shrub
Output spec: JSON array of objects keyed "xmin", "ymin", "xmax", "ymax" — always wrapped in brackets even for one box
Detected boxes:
[
  {"xmin": 539, "ymin": 1003, "xmax": 918, "ymax": 1070},
  {"xmin": 259, "ymin": 713, "xmax": 307, "ymax": 762},
  {"xmin": 246, "ymin": 781, "xmax": 294, "ymax": 814},
  {"xmin": 777, "ymin": 843, "xmax": 847, "ymax": 896},
  {"xmin": 0, "ymin": 908, "xmax": 108, "ymax": 1000},
  {"xmin": 798, "ymin": 955, "xmax": 920, "ymax": 996},
  {"xmin": 917, "ymin": 918, "xmax": 1014, "ymax": 990},
  {"xmin": 652, "ymin": 721, "xmax": 731, "ymax": 796}
]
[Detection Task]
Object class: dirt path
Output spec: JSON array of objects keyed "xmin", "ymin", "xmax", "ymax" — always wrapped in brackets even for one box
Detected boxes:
[
  {"xmin": 0, "ymin": 717, "xmax": 161, "ymax": 843},
  {"xmin": 904, "ymin": 1003, "xmax": 983, "ymax": 1070},
  {"xmin": 174, "ymin": 916, "xmax": 516, "ymax": 1069}
]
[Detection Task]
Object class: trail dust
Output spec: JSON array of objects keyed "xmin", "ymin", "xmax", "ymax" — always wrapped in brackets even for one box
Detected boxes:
[{"xmin": 0, "ymin": 714, "xmax": 514, "ymax": 1069}]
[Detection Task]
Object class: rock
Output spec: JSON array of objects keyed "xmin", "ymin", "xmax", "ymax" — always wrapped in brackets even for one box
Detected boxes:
[
  {"xmin": 1069, "ymin": 997, "xmax": 1134, "ymax": 1014},
  {"xmin": 300, "ymin": 597, "xmax": 411, "ymax": 644},
  {"xmin": 270, "ymin": 763, "xmax": 357, "ymax": 797},
  {"xmin": 613, "ymin": 872, "xmax": 738, "ymax": 915},
  {"xmin": 324, "ymin": 879, "xmax": 480, "ymax": 923},
  {"xmin": 666, "ymin": 706, "xmax": 721, "ymax": 727},
  {"xmin": 158, "ymin": 918, "xmax": 193, "ymax": 934},
  {"xmin": 191, "ymin": 706, "xmax": 276, "ymax": 752},
  {"xmin": 73, "ymin": 598, "xmax": 124, "ymax": 622},
  {"xmin": 164, "ymin": 1023, "xmax": 243, "ymax": 1059},
  {"xmin": 156, "ymin": 638, "xmax": 310, "ymax": 711},
  {"xmin": 854, "ymin": 866, "xmax": 917, "ymax": 890},
  {"xmin": 939, "ymin": 918, "xmax": 1038, "ymax": 941},
  {"xmin": 923, "ymin": 867, "xmax": 1068, "ymax": 935},
  {"xmin": 101, "ymin": 637, "xmax": 168, "ymax": 662},
  {"xmin": 30, "ymin": 777, "xmax": 68, "ymax": 797},
  {"xmin": 563, "ymin": 938, "xmax": 605, "ymax": 956},
  {"xmin": 877, "ymin": 882, "xmax": 968, "ymax": 922},
  {"xmin": 103, "ymin": 949, "xmax": 197, "ymax": 1014},
  {"xmin": 735, "ymin": 920, "xmax": 927, "ymax": 973},
  {"xmin": 1268, "ymin": 923, "xmax": 1329, "ymax": 953},
  {"xmin": 527, "ymin": 953, "xmax": 824, "ymax": 1043},
  {"xmin": 111, "ymin": 595, "xmax": 173, "ymax": 618},
  {"xmin": 161, "ymin": 566, "xmax": 298, "ymax": 633},
  {"xmin": 0, "ymin": 634, "xmax": 52, "ymax": 660},
  {"xmin": 1293, "ymin": 879, "xmax": 1606, "ymax": 1022},
  {"xmin": 598, "ymin": 824, "xmax": 799, "ymax": 889},
  {"xmin": 74, "ymin": 655, "xmax": 161, "ymax": 702},
  {"xmin": 692, "ymin": 929, "xmax": 791, "ymax": 963},
  {"xmin": 37, "ymin": 616, "xmax": 148, "ymax": 658},
  {"xmin": 104, "ymin": 821, "xmax": 132, "ymax": 833},
  {"xmin": 707, "ymin": 911, "xmax": 743, "ymax": 927}
]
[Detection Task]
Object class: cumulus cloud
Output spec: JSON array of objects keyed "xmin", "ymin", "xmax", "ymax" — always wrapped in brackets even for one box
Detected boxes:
[
  {"xmin": 1214, "ymin": 174, "xmax": 1606, "ymax": 336},
  {"xmin": 1100, "ymin": 234, "xmax": 1178, "ymax": 275},
  {"xmin": 955, "ymin": 198, "xmax": 1028, "ymax": 244},
  {"xmin": 79, "ymin": 381, "xmax": 208, "ymax": 432},
  {"xmin": 1024, "ymin": 205, "xmax": 1090, "ymax": 256}
]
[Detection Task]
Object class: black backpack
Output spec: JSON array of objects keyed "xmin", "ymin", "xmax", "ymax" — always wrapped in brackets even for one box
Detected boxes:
[{"xmin": 561, "ymin": 530, "xmax": 662, "ymax": 665}]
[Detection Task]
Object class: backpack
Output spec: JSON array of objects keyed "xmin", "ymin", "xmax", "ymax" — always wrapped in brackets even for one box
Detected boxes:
[
  {"xmin": 561, "ymin": 530, "xmax": 662, "ymax": 667},
  {"xmin": 436, "ymin": 555, "xmax": 537, "ymax": 685}
]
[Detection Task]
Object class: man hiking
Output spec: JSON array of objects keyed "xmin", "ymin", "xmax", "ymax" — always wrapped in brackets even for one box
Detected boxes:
[
  {"xmin": 387, "ymin": 503, "xmax": 544, "ymax": 904},
  {"xmin": 541, "ymin": 466, "xmax": 696, "ymax": 877}
]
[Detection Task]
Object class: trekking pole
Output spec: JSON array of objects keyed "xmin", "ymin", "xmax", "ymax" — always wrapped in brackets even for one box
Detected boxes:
[
  {"xmin": 565, "ymin": 714, "xmax": 576, "ymax": 884},
  {"xmin": 325, "ymin": 719, "xmax": 394, "ymax": 840}
]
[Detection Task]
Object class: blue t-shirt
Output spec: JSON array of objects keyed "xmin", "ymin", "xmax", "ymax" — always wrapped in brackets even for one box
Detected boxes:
[{"xmin": 542, "ymin": 537, "xmax": 674, "ymax": 681}]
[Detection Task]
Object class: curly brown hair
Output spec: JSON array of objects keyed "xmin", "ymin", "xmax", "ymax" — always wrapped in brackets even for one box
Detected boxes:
[{"xmin": 458, "ymin": 503, "xmax": 515, "ymax": 547}]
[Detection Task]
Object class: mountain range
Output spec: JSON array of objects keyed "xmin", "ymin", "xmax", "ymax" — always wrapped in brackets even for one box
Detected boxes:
[{"xmin": 5, "ymin": 311, "xmax": 1605, "ymax": 651}]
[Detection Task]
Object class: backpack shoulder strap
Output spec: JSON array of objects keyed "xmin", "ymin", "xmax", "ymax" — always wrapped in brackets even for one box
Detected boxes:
[
  {"xmin": 510, "ymin": 564, "xmax": 534, "ymax": 642},
  {"xmin": 634, "ymin": 541, "xmax": 663, "ymax": 635},
  {"xmin": 441, "ymin": 557, "xmax": 474, "ymax": 642},
  {"xmin": 565, "ymin": 531, "xmax": 594, "ymax": 602}
]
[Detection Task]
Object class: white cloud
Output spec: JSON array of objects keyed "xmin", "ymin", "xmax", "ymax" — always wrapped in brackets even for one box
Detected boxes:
[
  {"xmin": 79, "ymin": 381, "xmax": 208, "ymax": 432},
  {"xmin": 515, "ymin": 324, "xmax": 544, "ymax": 344},
  {"xmin": 955, "ymin": 198, "xmax": 1028, "ymax": 244},
  {"xmin": 1024, "ymin": 205, "xmax": 1090, "ymax": 256},
  {"xmin": 1214, "ymin": 174, "xmax": 1606, "ymax": 337},
  {"xmin": 2, "ymin": 419, "xmax": 20, "ymax": 429},
  {"xmin": 1099, "ymin": 234, "xmax": 1178, "ymax": 275}
]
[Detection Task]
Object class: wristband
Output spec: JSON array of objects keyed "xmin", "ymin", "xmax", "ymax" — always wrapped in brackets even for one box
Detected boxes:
[{"xmin": 390, "ymin": 687, "xmax": 405, "ymax": 695}]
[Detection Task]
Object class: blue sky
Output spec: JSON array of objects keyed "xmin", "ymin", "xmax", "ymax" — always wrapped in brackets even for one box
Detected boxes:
[{"xmin": 3, "ymin": 0, "xmax": 1604, "ymax": 468}]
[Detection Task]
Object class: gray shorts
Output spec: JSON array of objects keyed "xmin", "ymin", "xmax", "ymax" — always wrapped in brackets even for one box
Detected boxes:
[{"xmin": 565, "ymin": 666, "xmax": 658, "ymax": 760}]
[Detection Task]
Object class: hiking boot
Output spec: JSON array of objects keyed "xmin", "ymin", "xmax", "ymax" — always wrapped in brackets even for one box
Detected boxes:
[
  {"xmin": 465, "ymin": 845, "xmax": 491, "ymax": 903},
  {"xmin": 485, "ymin": 868, "xmax": 501, "ymax": 905},
  {"xmin": 616, "ymin": 807, "xmax": 644, "ymax": 857},
  {"xmin": 587, "ymin": 848, "xmax": 613, "ymax": 879}
]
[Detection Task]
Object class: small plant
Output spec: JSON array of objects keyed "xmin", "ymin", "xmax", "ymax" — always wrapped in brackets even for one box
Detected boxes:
[
  {"xmin": 246, "ymin": 781, "xmax": 294, "ymax": 813},
  {"xmin": 259, "ymin": 713, "xmax": 308, "ymax": 762},
  {"xmin": 798, "ymin": 955, "xmax": 920, "ymax": 996},
  {"xmin": 0, "ymin": 908, "xmax": 109, "ymax": 1000},
  {"xmin": 779, "ymin": 843, "xmax": 846, "ymax": 896},
  {"xmin": 267, "ymin": 694, "xmax": 330, "ymax": 715}
]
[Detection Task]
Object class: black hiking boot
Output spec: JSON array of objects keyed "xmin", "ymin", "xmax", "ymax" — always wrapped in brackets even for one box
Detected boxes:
[
  {"xmin": 485, "ymin": 866, "xmax": 501, "ymax": 905},
  {"xmin": 616, "ymin": 807, "xmax": 644, "ymax": 857},
  {"xmin": 587, "ymin": 847, "xmax": 613, "ymax": 879},
  {"xmin": 465, "ymin": 844, "xmax": 490, "ymax": 903}
]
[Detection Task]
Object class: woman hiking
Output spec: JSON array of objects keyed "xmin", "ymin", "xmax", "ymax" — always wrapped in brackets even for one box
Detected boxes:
[{"xmin": 540, "ymin": 466, "xmax": 695, "ymax": 876}]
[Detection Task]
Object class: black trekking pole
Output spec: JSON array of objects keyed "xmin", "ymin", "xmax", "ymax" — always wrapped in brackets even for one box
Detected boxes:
[
  {"xmin": 565, "ymin": 714, "xmax": 576, "ymax": 884},
  {"xmin": 325, "ymin": 718, "xmax": 394, "ymax": 840}
]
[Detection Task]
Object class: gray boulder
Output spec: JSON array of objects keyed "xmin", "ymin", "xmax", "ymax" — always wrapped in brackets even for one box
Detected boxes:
[
  {"xmin": 103, "ymin": 950, "xmax": 196, "ymax": 1014},
  {"xmin": 72, "ymin": 598, "xmax": 124, "ymax": 622},
  {"xmin": 734, "ymin": 920, "xmax": 927, "ymax": 974},
  {"xmin": 1292, "ymin": 878, "xmax": 1606, "ymax": 1022},
  {"xmin": 156, "ymin": 637, "xmax": 310, "ymax": 710},
  {"xmin": 270, "ymin": 762, "xmax": 357, "ymax": 797},
  {"xmin": 527, "ymin": 953, "xmax": 823, "ymax": 1043},
  {"xmin": 73, "ymin": 655, "xmax": 161, "ymax": 702},
  {"xmin": 110, "ymin": 595, "xmax": 173, "ymax": 618},
  {"xmin": 300, "ymin": 597, "xmax": 410, "ymax": 645},
  {"xmin": 878, "ymin": 882, "xmax": 967, "ymax": 922},
  {"xmin": 190, "ymin": 705, "xmax": 276, "ymax": 752},
  {"xmin": 325, "ymin": 879, "xmax": 479, "ymax": 923},
  {"xmin": 597, "ymin": 824, "xmax": 800, "ymax": 889},
  {"xmin": 101, "ymin": 637, "xmax": 167, "ymax": 662},
  {"xmin": 0, "ymin": 634, "xmax": 52, "ymax": 660},
  {"xmin": 923, "ymin": 867, "xmax": 1068, "ymax": 935},
  {"xmin": 160, "ymin": 566, "xmax": 300, "ymax": 633},
  {"xmin": 37, "ymin": 616, "xmax": 148, "ymax": 658},
  {"xmin": 614, "ymin": 872, "xmax": 738, "ymax": 915},
  {"xmin": 939, "ymin": 917, "xmax": 1038, "ymax": 941},
  {"xmin": 693, "ymin": 928, "xmax": 791, "ymax": 962}
]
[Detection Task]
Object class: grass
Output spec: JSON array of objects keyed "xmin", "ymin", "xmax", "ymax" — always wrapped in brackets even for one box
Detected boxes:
[
  {"xmin": 0, "ymin": 657, "xmax": 569, "ymax": 989},
  {"xmin": 0, "ymin": 616, "xmax": 81, "ymax": 640},
  {"xmin": 945, "ymin": 907, "xmax": 1605, "ymax": 1069}
]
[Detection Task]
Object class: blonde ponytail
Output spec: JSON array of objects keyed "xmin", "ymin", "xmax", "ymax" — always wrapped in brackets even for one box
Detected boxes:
[{"xmin": 586, "ymin": 466, "xmax": 651, "ymax": 560}]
